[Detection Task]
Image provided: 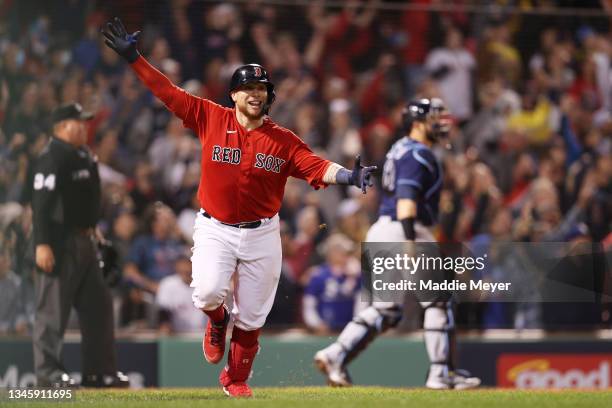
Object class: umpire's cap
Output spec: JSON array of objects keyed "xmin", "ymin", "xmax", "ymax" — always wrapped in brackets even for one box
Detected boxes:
[
  {"xmin": 51, "ymin": 103, "xmax": 94, "ymax": 124},
  {"xmin": 229, "ymin": 64, "xmax": 276, "ymax": 113}
]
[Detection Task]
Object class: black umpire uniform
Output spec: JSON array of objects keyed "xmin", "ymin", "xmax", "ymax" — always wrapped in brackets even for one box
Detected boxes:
[{"xmin": 31, "ymin": 103, "xmax": 127, "ymax": 388}]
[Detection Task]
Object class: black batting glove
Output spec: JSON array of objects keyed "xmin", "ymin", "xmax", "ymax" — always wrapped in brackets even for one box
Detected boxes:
[
  {"xmin": 101, "ymin": 17, "xmax": 141, "ymax": 63},
  {"xmin": 350, "ymin": 155, "xmax": 377, "ymax": 194}
]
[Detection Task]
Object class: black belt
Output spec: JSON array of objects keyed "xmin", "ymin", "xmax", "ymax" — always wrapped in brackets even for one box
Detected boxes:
[{"xmin": 201, "ymin": 211, "xmax": 262, "ymax": 229}]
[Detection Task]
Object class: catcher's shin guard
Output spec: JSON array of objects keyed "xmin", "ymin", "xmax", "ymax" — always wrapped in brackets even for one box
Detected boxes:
[
  {"xmin": 337, "ymin": 304, "xmax": 402, "ymax": 366},
  {"xmin": 422, "ymin": 302, "xmax": 454, "ymax": 368},
  {"xmin": 422, "ymin": 301, "xmax": 481, "ymax": 389}
]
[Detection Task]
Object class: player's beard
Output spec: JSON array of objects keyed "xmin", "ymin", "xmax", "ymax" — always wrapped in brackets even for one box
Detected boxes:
[{"xmin": 237, "ymin": 101, "xmax": 265, "ymax": 120}]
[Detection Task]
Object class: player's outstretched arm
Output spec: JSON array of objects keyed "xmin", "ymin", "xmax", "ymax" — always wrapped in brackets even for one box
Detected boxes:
[
  {"xmin": 323, "ymin": 155, "xmax": 377, "ymax": 194},
  {"xmin": 101, "ymin": 17, "xmax": 202, "ymax": 128}
]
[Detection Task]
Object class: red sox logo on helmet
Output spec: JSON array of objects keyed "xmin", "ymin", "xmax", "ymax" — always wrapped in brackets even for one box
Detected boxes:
[{"xmin": 254, "ymin": 66, "xmax": 262, "ymax": 77}]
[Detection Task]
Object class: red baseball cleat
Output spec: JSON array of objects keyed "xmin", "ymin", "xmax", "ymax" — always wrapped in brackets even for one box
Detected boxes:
[
  {"xmin": 219, "ymin": 368, "xmax": 253, "ymax": 398},
  {"xmin": 218, "ymin": 341, "xmax": 259, "ymax": 398},
  {"xmin": 203, "ymin": 305, "xmax": 230, "ymax": 364}
]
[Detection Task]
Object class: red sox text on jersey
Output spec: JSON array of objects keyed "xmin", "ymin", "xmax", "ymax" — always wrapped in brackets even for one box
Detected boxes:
[
  {"xmin": 211, "ymin": 146, "xmax": 286, "ymax": 174},
  {"xmin": 131, "ymin": 57, "xmax": 331, "ymax": 224}
]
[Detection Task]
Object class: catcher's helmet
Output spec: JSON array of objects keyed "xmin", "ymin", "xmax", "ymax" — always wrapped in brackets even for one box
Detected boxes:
[
  {"xmin": 229, "ymin": 64, "xmax": 276, "ymax": 113},
  {"xmin": 402, "ymin": 97, "xmax": 450, "ymax": 141}
]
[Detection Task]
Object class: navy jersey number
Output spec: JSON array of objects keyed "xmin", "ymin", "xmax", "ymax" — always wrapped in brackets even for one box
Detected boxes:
[{"xmin": 381, "ymin": 159, "xmax": 396, "ymax": 193}]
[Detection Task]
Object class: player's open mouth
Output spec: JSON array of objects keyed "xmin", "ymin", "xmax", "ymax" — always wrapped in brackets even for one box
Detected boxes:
[{"xmin": 248, "ymin": 101, "xmax": 262, "ymax": 108}]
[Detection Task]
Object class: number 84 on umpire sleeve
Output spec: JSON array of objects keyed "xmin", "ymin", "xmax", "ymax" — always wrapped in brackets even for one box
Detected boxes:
[{"xmin": 33, "ymin": 173, "xmax": 56, "ymax": 191}]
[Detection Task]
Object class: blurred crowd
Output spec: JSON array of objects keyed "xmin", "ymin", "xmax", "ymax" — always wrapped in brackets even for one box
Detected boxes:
[{"xmin": 0, "ymin": 0, "xmax": 610, "ymax": 336}]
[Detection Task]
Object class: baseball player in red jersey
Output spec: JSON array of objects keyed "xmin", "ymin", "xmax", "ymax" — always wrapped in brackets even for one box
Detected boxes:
[{"xmin": 102, "ymin": 18, "xmax": 376, "ymax": 397}]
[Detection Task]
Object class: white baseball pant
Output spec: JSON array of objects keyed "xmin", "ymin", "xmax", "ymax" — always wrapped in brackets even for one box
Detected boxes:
[
  {"xmin": 366, "ymin": 215, "xmax": 435, "ymax": 243},
  {"xmin": 365, "ymin": 215, "xmax": 436, "ymax": 309},
  {"xmin": 190, "ymin": 210, "xmax": 282, "ymax": 331}
]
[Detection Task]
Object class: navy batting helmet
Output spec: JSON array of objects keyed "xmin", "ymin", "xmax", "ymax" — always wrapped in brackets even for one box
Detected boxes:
[
  {"xmin": 229, "ymin": 64, "xmax": 276, "ymax": 113},
  {"xmin": 402, "ymin": 97, "xmax": 450, "ymax": 141}
]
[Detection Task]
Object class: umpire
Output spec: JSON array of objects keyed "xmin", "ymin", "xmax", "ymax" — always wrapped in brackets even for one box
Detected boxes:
[{"xmin": 31, "ymin": 103, "xmax": 128, "ymax": 388}]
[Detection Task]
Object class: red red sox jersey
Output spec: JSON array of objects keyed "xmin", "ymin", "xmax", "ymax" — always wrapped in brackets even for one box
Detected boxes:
[{"xmin": 131, "ymin": 57, "xmax": 331, "ymax": 224}]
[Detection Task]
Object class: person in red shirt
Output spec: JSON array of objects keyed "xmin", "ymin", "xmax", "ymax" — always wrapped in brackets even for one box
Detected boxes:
[{"xmin": 102, "ymin": 18, "xmax": 376, "ymax": 398}]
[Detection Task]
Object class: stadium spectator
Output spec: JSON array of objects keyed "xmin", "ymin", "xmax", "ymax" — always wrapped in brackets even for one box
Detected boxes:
[
  {"xmin": 425, "ymin": 25, "xmax": 476, "ymax": 121},
  {"xmin": 0, "ymin": 241, "xmax": 28, "ymax": 335},
  {"xmin": 477, "ymin": 16, "xmax": 522, "ymax": 87},
  {"xmin": 123, "ymin": 202, "xmax": 186, "ymax": 294},
  {"xmin": 267, "ymin": 220, "xmax": 301, "ymax": 327},
  {"xmin": 119, "ymin": 202, "xmax": 186, "ymax": 328},
  {"xmin": 148, "ymin": 116, "xmax": 200, "ymax": 209},
  {"xmin": 302, "ymin": 233, "xmax": 361, "ymax": 333},
  {"xmin": 129, "ymin": 160, "xmax": 162, "ymax": 217},
  {"xmin": 109, "ymin": 210, "xmax": 138, "ymax": 267},
  {"xmin": 176, "ymin": 191, "xmax": 200, "ymax": 245},
  {"xmin": 285, "ymin": 205, "xmax": 325, "ymax": 285},
  {"xmin": 326, "ymin": 98, "xmax": 362, "ymax": 165},
  {"xmin": 156, "ymin": 254, "xmax": 207, "ymax": 334},
  {"xmin": 335, "ymin": 198, "xmax": 370, "ymax": 245}
]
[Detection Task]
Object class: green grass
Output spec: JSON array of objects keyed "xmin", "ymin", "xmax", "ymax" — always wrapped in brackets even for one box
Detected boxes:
[{"xmin": 8, "ymin": 387, "xmax": 612, "ymax": 408}]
